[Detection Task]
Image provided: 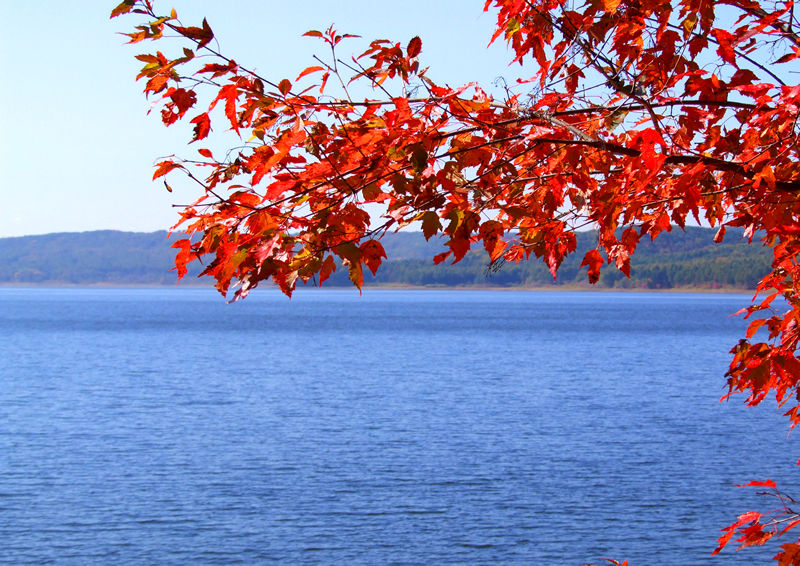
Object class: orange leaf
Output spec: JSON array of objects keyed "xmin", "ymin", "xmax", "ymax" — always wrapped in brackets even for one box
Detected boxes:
[
  {"xmin": 775, "ymin": 542, "xmax": 800, "ymax": 566},
  {"xmin": 361, "ymin": 240, "xmax": 387, "ymax": 276},
  {"xmin": 580, "ymin": 249, "xmax": 605, "ymax": 284},
  {"xmin": 421, "ymin": 211, "xmax": 442, "ymax": 241},
  {"xmin": 713, "ymin": 529, "xmax": 738, "ymax": 555},
  {"xmin": 296, "ymin": 65, "xmax": 325, "ymax": 81},
  {"xmin": 171, "ymin": 238, "xmax": 195, "ymax": 279},
  {"xmin": 175, "ymin": 18, "xmax": 214, "ymax": 49},
  {"xmin": 778, "ymin": 519, "xmax": 800, "ymax": 537},
  {"xmin": 189, "ymin": 113, "xmax": 211, "ymax": 142},
  {"xmin": 209, "ymin": 84, "xmax": 240, "ymax": 134},
  {"xmin": 153, "ymin": 160, "xmax": 181, "ymax": 180},
  {"xmin": 318, "ymin": 255, "xmax": 336, "ymax": 285},
  {"xmin": 746, "ymin": 319, "xmax": 769, "ymax": 339},
  {"xmin": 145, "ymin": 75, "xmax": 170, "ymax": 94},
  {"xmin": 740, "ymin": 523, "xmax": 774, "ymax": 548},
  {"xmin": 479, "ymin": 220, "xmax": 506, "ymax": 262},
  {"xmin": 197, "ymin": 61, "xmax": 238, "ymax": 78},
  {"xmin": 110, "ymin": 0, "xmax": 135, "ymax": 18},
  {"xmin": 167, "ymin": 88, "xmax": 197, "ymax": 115},
  {"xmin": 347, "ymin": 261, "xmax": 363, "ymax": 289},
  {"xmin": 433, "ymin": 251, "xmax": 450, "ymax": 265}
]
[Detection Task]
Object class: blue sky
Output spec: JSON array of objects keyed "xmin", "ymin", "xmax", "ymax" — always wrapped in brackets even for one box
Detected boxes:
[{"xmin": 0, "ymin": 1, "xmax": 513, "ymax": 238}]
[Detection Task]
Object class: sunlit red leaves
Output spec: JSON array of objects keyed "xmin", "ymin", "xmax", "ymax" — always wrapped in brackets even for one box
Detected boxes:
[
  {"xmin": 517, "ymin": 224, "xmax": 577, "ymax": 279},
  {"xmin": 161, "ymin": 87, "xmax": 196, "ymax": 125},
  {"xmin": 119, "ymin": 5, "xmax": 178, "ymax": 43},
  {"xmin": 134, "ymin": 51, "xmax": 177, "ymax": 94},
  {"xmin": 715, "ymin": 480, "xmax": 800, "ymax": 559},
  {"xmin": 442, "ymin": 209, "xmax": 479, "ymax": 263},
  {"xmin": 740, "ymin": 523, "xmax": 775, "ymax": 548},
  {"xmin": 134, "ymin": 51, "xmax": 167, "ymax": 73},
  {"xmin": 356, "ymin": 39, "xmax": 419, "ymax": 84},
  {"xmin": 303, "ymin": 26, "xmax": 360, "ymax": 47},
  {"xmin": 118, "ymin": 9, "xmax": 800, "ymax": 550},
  {"xmin": 714, "ymin": 511, "xmax": 769, "ymax": 554}
]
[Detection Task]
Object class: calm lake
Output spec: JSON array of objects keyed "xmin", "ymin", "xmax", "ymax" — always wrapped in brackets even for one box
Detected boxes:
[{"xmin": 1, "ymin": 287, "xmax": 797, "ymax": 564}]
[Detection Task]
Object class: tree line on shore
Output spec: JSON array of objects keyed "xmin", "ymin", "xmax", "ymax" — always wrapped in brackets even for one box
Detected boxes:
[{"xmin": 0, "ymin": 227, "xmax": 770, "ymax": 290}]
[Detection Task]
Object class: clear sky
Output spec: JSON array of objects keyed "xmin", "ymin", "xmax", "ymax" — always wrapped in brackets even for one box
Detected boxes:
[{"xmin": 0, "ymin": 1, "xmax": 513, "ymax": 238}]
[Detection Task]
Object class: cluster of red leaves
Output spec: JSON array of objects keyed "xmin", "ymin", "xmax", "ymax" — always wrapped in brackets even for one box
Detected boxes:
[
  {"xmin": 114, "ymin": 0, "xmax": 800, "ymax": 558},
  {"xmin": 712, "ymin": 480, "xmax": 800, "ymax": 563}
]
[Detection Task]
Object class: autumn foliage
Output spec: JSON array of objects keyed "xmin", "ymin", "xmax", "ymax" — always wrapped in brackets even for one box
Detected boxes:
[{"xmin": 114, "ymin": 0, "xmax": 800, "ymax": 559}]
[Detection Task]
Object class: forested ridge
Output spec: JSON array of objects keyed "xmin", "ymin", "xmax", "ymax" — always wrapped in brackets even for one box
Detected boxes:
[{"xmin": 0, "ymin": 227, "xmax": 770, "ymax": 289}]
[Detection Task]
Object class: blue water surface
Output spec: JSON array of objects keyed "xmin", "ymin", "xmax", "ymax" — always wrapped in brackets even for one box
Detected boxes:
[{"xmin": 1, "ymin": 287, "xmax": 797, "ymax": 564}]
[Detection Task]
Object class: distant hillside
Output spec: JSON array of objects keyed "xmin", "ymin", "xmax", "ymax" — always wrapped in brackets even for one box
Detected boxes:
[
  {"xmin": 0, "ymin": 231, "xmax": 191, "ymax": 285},
  {"xmin": 0, "ymin": 227, "xmax": 772, "ymax": 289}
]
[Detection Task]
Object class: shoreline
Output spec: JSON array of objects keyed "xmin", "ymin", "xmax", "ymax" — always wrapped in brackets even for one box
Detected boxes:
[{"xmin": 0, "ymin": 281, "xmax": 758, "ymax": 294}]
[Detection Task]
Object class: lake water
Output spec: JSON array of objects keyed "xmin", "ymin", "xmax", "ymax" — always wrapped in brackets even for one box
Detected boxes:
[{"xmin": 1, "ymin": 287, "xmax": 797, "ymax": 564}]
